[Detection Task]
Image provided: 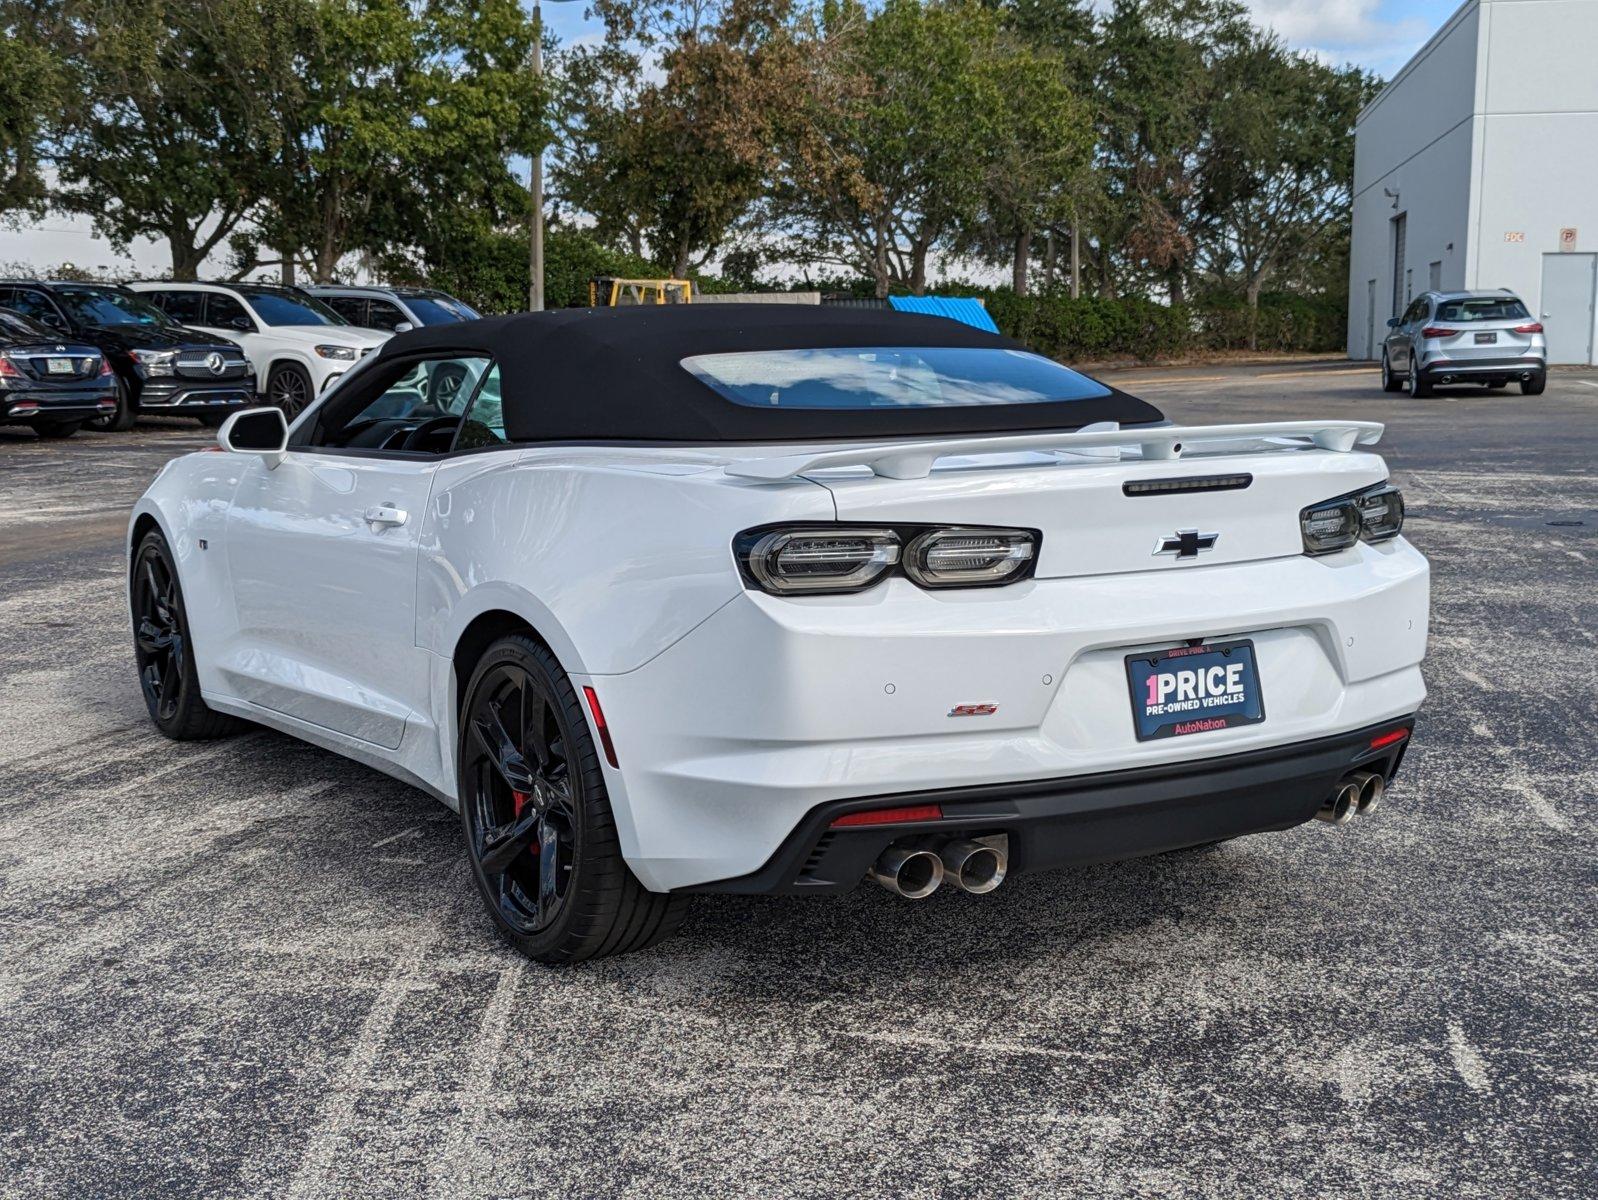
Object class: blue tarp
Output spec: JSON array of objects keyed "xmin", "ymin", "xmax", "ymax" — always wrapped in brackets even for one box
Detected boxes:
[{"xmin": 886, "ymin": 295, "xmax": 999, "ymax": 333}]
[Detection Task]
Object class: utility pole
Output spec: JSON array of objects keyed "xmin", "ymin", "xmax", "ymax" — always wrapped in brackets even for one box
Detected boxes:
[
  {"xmin": 528, "ymin": 0, "xmax": 544, "ymax": 312},
  {"xmin": 527, "ymin": 0, "xmax": 581, "ymax": 312},
  {"xmin": 1070, "ymin": 213, "xmax": 1081, "ymax": 301}
]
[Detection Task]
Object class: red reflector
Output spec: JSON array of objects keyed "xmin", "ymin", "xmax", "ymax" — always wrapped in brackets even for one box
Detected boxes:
[
  {"xmin": 1369, "ymin": 728, "xmax": 1409, "ymax": 750},
  {"xmin": 1513, "ymin": 322, "xmax": 1543, "ymax": 334},
  {"xmin": 581, "ymin": 685, "xmax": 619, "ymax": 768},
  {"xmin": 830, "ymin": 804, "xmax": 943, "ymax": 828}
]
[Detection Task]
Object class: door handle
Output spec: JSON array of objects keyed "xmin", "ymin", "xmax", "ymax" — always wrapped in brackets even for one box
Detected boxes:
[{"xmin": 364, "ymin": 504, "xmax": 408, "ymax": 529}]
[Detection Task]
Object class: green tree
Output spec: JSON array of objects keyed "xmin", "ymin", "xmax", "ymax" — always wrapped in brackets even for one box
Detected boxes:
[
  {"xmin": 1198, "ymin": 42, "xmax": 1377, "ymax": 338},
  {"xmin": 14, "ymin": 0, "xmax": 279, "ymax": 278},
  {"xmin": 1091, "ymin": 0, "xmax": 1254, "ymax": 300},
  {"xmin": 556, "ymin": 1, "xmax": 799, "ymax": 279},
  {"xmin": 243, "ymin": 0, "xmax": 543, "ymax": 283},
  {"xmin": 777, "ymin": 0, "xmax": 1015, "ymax": 298},
  {"xmin": 0, "ymin": 22, "xmax": 61, "ymax": 219}
]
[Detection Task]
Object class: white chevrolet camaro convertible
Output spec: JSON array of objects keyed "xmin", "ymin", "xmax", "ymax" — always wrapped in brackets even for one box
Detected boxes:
[{"xmin": 128, "ymin": 307, "xmax": 1429, "ymax": 962}]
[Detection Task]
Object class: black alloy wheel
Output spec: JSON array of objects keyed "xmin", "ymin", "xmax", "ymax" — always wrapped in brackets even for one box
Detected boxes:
[
  {"xmin": 458, "ymin": 635, "xmax": 687, "ymax": 963},
  {"xmin": 266, "ymin": 364, "xmax": 311, "ymax": 418},
  {"xmin": 463, "ymin": 659, "xmax": 579, "ymax": 935},
  {"xmin": 130, "ymin": 531, "xmax": 241, "ymax": 740}
]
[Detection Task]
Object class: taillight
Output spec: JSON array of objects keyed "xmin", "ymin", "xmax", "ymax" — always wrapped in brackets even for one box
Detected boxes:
[
  {"xmin": 736, "ymin": 523, "xmax": 1039, "ymax": 595},
  {"xmin": 903, "ymin": 528, "xmax": 1035, "ymax": 588},
  {"xmin": 1354, "ymin": 484, "xmax": 1405, "ymax": 541},
  {"xmin": 1513, "ymin": 322, "xmax": 1543, "ymax": 334},
  {"xmin": 0, "ymin": 355, "xmax": 22, "ymax": 379},
  {"xmin": 1301, "ymin": 482, "xmax": 1406, "ymax": 555},
  {"xmin": 1420, "ymin": 326, "xmax": 1455, "ymax": 339},
  {"xmin": 743, "ymin": 527, "xmax": 901, "ymax": 594},
  {"xmin": 97, "ymin": 357, "xmax": 113, "ymax": 376}
]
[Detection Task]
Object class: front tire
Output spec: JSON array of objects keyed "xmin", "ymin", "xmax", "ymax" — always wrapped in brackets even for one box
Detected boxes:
[
  {"xmin": 35, "ymin": 421, "xmax": 81, "ymax": 439},
  {"xmin": 131, "ymin": 531, "xmax": 243, "ymax": 740},
  {"xmin": 265, "ymin": 363, "xmax": 312, "ymax": 419},
  {"xmin": 87, "ymin": 372, "xmax": 138, "ymax": 432},
  {"xmin": 1380, "ymin": 351, "xmax": 1402, "ymax": 392},
  {"xmin": 457, "ymin": 634, "xmax": 687, "ymax": 963},
  {"xmin": 1521, "ymin": 371, "xmax": 1546, "ymax": 395}
]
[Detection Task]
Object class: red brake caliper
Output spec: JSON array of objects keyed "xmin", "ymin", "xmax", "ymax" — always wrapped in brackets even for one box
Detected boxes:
[{"xmin": 512, "ymin": 791, "xmax": 531, "ymax": 818}]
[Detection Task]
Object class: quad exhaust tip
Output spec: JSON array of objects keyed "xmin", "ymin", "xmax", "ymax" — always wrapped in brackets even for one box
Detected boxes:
[
  {"xmin": 1317, "ymin": 771, "xmax": 1384, "ymax": 824},
  {"xmin": 870, "ymin": 836, "xmax": 1009, "ymax": 898}
]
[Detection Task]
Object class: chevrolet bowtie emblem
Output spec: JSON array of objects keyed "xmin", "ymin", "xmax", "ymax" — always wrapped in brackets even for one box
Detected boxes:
[{"xmin": 1154, "ymin": 530, "xmax": 1219, "ymax": 559}]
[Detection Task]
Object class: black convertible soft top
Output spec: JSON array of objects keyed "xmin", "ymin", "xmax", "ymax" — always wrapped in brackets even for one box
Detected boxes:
[{"xmin": 380, "ymin": 304, "xmax": 1164, "ymax": 443}]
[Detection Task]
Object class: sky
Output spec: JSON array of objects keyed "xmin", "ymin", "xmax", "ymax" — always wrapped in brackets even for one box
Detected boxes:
[{"xmin": 0, "ymin": 0, "xmax": 1467, "ymax": 278}]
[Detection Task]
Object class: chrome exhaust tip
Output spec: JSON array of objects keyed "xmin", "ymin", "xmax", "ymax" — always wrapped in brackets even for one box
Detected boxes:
[
  {"xmin": 869, "ymin": 844, "xmax": 944, "ymax": 899},
  {"xmin": 939, "ymin": 838, "xmax": 1008, "ymax": 895},
  {"xmin": 1316, "ymin": 778, "xmax": 1362, "ymax": 825},
  {"xmin": 1349, "ymin": 770, "xmax": 1384, "ymax": 814}
]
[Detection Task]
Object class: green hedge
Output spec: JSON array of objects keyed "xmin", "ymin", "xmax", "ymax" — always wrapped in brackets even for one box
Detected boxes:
[{"xmin": 980, "ymin": 290, "xmax": 1346, "ymax": 361}]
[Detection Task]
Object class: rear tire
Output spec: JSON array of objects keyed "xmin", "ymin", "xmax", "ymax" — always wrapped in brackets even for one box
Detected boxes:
[
  {"xmin": 35, "ymin": 421, "xmax": 81, "ymax": 439},
  {"xmin": 197, "ymin": 412, "xmax": 230, "ymax": 429},
  {"xmin": 458, "ymin": 634, "xmax": 688, "ymax": 964},
  {"xmin": 1521, "ymin": 371, "xmax": 1546, "ymax": 395},
  {"xmin": 87, "ymin": 372, "xmax": 138, "ymax": 432},
  {"xmin": 1407, "ymin": 364, "xmax": 1433, "ymax": 398},
  {"xmin": 1380, "ymin": 351, "xmax": 1402, "ymax": 393},
  {"xmin": 130, "ymin": 531, "xmax": 244, "ymax": 740}
]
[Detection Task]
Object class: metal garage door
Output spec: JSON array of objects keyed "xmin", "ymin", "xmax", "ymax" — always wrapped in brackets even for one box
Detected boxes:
[{"xmin": 1540, "ymin": 253, "xmax": 1597, "ymax": 364}]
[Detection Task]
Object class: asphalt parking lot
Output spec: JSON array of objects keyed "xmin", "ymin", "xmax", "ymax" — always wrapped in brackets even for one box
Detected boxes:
[{"xmin": 2, "ymin": 361, "xmax": 1594, "ymax": 1199}]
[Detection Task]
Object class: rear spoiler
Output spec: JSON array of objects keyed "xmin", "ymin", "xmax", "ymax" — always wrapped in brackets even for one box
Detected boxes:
[{"xmin": 723, "ymin": 420, "xmax": 1385, "ymax": 482}]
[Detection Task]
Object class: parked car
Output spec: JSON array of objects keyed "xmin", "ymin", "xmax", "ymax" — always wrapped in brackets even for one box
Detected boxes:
[
  {"xmin": 0, "ymin": 280, "xmax": 254, "ymax": 430},
  {"xmin": 1382, "ymin": 289, "xmax": 1546, "ymax": 397},
  {"xmin": 126, "ymin": 282, "xmax": 391, "ymax": 417},
  {"xmin": 304, "ymin": 284, "xmax": 481, "ymax": 331},
  {"xmin": 0, "ymin": 306, "xmax": 119, "ymax": 438},
  {"xmin": 128, "ymin": 307, "xmax": 1429, "ymax": 963}
]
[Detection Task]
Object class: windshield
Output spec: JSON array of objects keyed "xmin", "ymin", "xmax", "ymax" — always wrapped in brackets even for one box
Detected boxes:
[
  {"xmin": 681, "ymin": 346, "xmax": 1113, "ymax": 410},
  {"xmin": 54, "ymin": 287, "xmax": 174, "ymax": 329},
  {"xmin": 401, "ymin": 293, "xmax": 480, "ymax": 325},
  {"xmin": 1435, "ymin": 296, "xmax": 1531, "ymax": 322},
  {"xmin": 237, "ymin": 288, "xmax": 347, "ymax": 327}
]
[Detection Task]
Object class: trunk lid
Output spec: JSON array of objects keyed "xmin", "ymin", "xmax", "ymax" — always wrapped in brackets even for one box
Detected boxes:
[{"xmin": 809, "ymin": 446, "xmax": 1389, "ymax": 578}]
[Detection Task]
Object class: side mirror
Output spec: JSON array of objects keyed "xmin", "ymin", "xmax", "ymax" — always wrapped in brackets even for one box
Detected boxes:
[
  {"xmin": 1386, "ymin": 318, "xmax": 1401, "ymax": 328},
  {"xmin": 392, "ymin": 321, "xmax": 414, "ymax": 333},
  {"xmin": 217, "ymin": 407, "xmax": 289, "ymax": 468},
  {"xmin": 230, "ymin": 316, "xmax": 253, "ymax": 332}
]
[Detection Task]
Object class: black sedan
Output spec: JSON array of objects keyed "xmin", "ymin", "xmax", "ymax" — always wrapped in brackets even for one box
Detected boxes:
[
  {"xmin": 0, "ymin": 308, "xmax": 118, "ymax": 438},
  {"xmin": 0, "ymin": 281, "xmax": 254, "ymax": 431}
]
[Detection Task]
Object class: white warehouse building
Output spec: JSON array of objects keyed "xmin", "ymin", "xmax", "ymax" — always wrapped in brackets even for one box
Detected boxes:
[{"xmin": 1348, "ymin": 0, "xmax": 1598, "ymax": 365}]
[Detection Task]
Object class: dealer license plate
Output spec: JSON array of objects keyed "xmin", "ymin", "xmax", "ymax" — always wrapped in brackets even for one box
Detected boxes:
[
  {"xmin": 46, "ymin": 357, "xmax": 73, "ymax": 374},
  {"xmin": 1474, "ymin": 331, "xmax": 1497, "ymax": 344},
  {"xmin": 1125, "ymin": 640, "xmax": 1265, "ymax": 741}
]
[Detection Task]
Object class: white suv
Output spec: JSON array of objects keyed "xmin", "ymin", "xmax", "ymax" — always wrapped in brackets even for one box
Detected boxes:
[{"xmin": 127, "ymin": 282, "xmax": 391, "ymax": 416}]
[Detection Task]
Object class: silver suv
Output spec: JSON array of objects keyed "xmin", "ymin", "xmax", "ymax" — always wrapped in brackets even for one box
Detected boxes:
[
  {"xmin": 303, "ymin": 285, "xmax": 480, "ymax": 333},
  {"xmin": 1382, "ymin": 290, "xmax": 1546, "ymax": 397}
]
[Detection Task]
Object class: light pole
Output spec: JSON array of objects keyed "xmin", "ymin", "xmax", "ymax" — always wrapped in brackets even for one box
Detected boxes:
[{"xmin": 529, "ymin": 0, "xmax": 581, "ymax": 312}]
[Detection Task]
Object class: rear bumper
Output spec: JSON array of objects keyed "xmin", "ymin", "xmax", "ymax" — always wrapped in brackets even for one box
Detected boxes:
[
  {"xmin": 1418, "ymin": 356, "xmax": 1543, "ymax": 383},
  {"xmin": 2, "ymin": 388, "xmax": 117, "ymax": 423},
  {"xmin": 587, "ymin": 537, "xmax": 1430, "ymax": 891},
  {"xmin": 692, "ymin": 717, "xmax": 1415, "ymax": 894}
]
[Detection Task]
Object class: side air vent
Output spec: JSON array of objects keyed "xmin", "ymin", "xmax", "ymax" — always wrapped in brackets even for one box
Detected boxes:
[{"xmin": 1123, "ymin": 473, "xmax": 1253, "ymax": 497}]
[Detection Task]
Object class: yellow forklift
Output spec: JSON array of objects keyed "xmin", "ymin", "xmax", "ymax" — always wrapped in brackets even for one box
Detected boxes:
[{"xmin": 588, "ymin": 277, "xmax": 693, "ymax": 307}]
